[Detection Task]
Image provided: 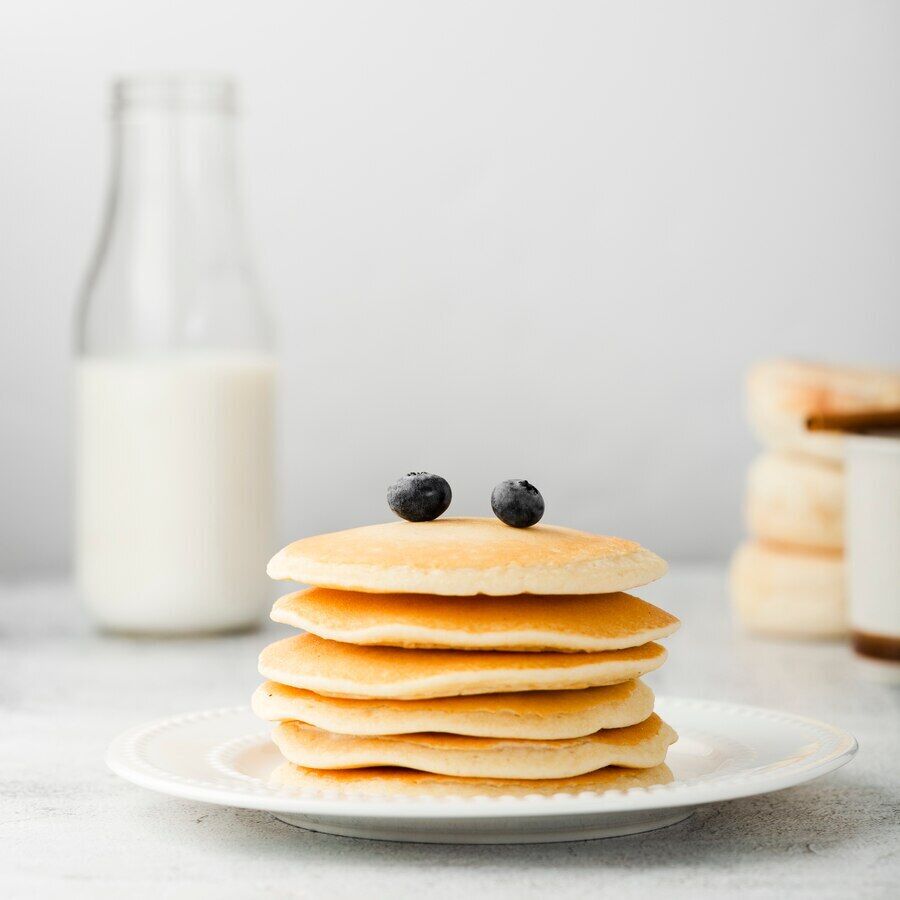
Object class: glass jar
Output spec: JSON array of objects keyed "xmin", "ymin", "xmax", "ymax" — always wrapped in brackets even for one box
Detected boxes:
[
  {"xmin": 846, "ymin": 432, "xmax": 900, "ymax": 680},
  {"xmin": 74, "ymin": 76, "xmax": 276, "ymax": 634}
]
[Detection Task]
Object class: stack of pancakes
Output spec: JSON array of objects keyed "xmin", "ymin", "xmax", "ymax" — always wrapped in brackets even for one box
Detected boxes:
[
  {"xmin": 731, "ymin": 359, "xmax": 900, "ymax": 639},
  {"xmin": 253, "ymin": 517, "xmax": 680, "ymax": 797}
]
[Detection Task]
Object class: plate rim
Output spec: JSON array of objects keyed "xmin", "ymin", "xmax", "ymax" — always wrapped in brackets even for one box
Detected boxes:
[{"xmin": 106, "ymin": 696, "xmax": 858, "ymax": 819}]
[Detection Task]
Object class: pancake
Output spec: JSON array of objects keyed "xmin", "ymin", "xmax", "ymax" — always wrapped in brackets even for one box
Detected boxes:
[
  {"xmin": 258, "ymin": 634, "xmax": 667, "ymax": 700},
  {"xmin": 270, "ymin": 761, "xmax": 675, "ymax": 798},
  {"xmin": 747, "ymin": 359, "xmax": 900, "ymax": 460},
  {"xmin": 730, "ymin": 539, "xmax": 846, "ymax": 639},
  {"xmin": 745, "ymin": 452, "xmax": 844, "ymax": 550},
  {"xmin": 266, "ymin": 517, "xmax": 667, "ymax": 596},
  {"xmin": 252, "ymin": 679, "xmax": 656, "ymax": 739},
  {"xmin": 271, "ymin": 714, "xmax": 677, "ymax": 779},
  {"xmin": 270, "ymin": 588, "xmax": 680, "ymax": 651}
]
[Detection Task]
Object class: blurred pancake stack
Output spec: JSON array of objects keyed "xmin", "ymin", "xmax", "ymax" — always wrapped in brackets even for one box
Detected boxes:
[
  {"xmin": 254, "ymin": 517, "xmax": 680, "ymax": 797},
  {"xmin": 731, "ymin": 359, "xmax": 900, "ymax": 639}
]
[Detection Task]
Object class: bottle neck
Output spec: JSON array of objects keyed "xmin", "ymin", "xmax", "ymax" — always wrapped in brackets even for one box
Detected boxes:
[
  {"xmin": 76, "ymin": 81, "xmax": 270, "ymax": 357},
  {"xmin": 93, "ymin": 99, "xmax": 256, "ymax": 341},
  {"xmin": 111, "ymin": 106, "xmax": 242, "ymax": 242}
]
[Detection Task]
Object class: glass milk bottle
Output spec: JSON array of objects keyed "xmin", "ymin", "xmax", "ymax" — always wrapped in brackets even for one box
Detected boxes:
[{"xmin": 75, "ymin": 77, "xmax": 275, "ymax": 634}]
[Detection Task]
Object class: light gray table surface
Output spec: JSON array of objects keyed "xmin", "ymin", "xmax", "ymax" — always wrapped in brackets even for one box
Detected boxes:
[{"xmin": 1, "ymin": 568, "xmax": 897, "ymax": 899}]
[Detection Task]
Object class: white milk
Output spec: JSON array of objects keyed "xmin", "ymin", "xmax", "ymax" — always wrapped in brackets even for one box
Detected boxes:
[{"xmin": 75, "ymin": 354, "xmax": 276, "ymax": 633}]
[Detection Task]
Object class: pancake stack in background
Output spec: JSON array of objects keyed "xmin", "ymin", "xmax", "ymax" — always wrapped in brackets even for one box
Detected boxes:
[
  {"xmin": 731, "ymin": 359, "xmax": 900, "ymax": 639},
  {"xmin": 253, "ymin": 517, "xmax": 680, "ymax": 797}
]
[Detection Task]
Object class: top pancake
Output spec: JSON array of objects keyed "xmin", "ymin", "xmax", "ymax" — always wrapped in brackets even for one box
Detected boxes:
[
  {"xmin": 271, "ymin": 588, "xmax": 680, "ymax": 651},
  {"xmin": 267, "ymin": 517, "xmax": 668, "ymax": 596}
]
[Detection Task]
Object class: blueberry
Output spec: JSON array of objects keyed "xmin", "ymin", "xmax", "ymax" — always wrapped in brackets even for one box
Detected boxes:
[
  {"xmin": 491, "ymin": 479, "xmax": 544, "ymax": 528},
  {"xmin": 388, "ymin": 472, "xmax": 452, "ymax": 522}
]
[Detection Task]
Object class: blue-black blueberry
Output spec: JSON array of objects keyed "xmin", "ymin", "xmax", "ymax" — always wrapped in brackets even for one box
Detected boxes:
[
  {"xmin": 491, "ymin": 479, "xmax": 544, "ymax": 528},
  {"xmin": 387, "ymin": 472, "xmax": 452, "ymax": 522}
]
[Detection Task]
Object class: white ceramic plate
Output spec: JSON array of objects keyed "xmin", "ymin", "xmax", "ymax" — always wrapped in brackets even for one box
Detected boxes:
[{"xmin": 106, "ymin": 697, "xmax": 856, "ymax": 844}]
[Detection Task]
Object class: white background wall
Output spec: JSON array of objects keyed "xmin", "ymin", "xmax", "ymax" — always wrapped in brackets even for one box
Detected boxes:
[{"xmin": 2, "ymin": 0, "xmax": 899, "ymax": 574}]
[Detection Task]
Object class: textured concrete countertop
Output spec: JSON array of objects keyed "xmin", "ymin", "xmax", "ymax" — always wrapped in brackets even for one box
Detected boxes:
[{"xmin": 1, "ymin": 569, "xmax": 897, "ymax": 898}]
